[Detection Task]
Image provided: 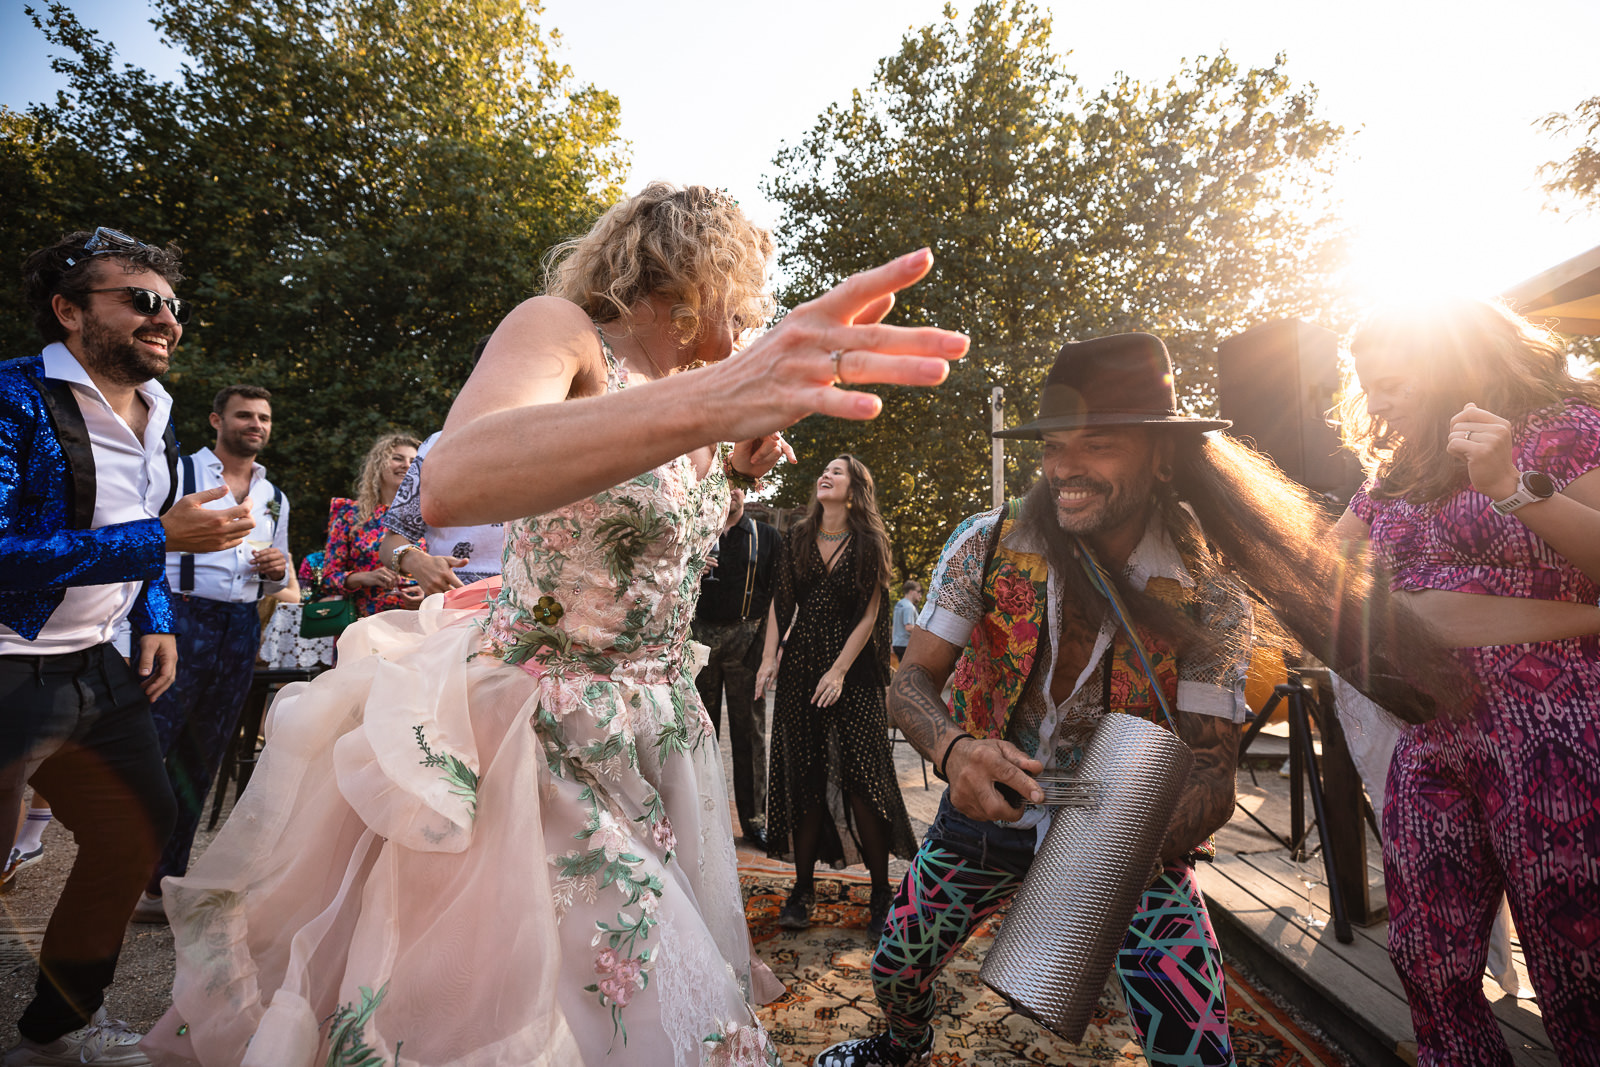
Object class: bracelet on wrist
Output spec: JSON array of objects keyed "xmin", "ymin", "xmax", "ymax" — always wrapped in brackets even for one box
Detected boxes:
[
  {"xmin": 721, "ymin": 456, "xmax": 764, "ymax": 492},
  {"xmin": 391, "ymin": 543, "xmax": 421, "ymax": 573},
  {"xmin": 935, "ymin": 733, "xmax": 974, "ymax": 782}
]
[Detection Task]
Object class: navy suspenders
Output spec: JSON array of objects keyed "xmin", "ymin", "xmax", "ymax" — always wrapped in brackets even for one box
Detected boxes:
[{"xmin": 176, "ymin": 455, "xmax": 282, "ymax": 599}]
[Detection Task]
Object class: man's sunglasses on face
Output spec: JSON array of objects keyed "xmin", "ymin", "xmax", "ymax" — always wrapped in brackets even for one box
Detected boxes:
[{"xmin": 82, "ymin": 286, "xmax": 193, "ymax": 325}]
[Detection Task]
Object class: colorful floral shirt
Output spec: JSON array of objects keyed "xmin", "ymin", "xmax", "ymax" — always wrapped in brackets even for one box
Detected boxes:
[
  {"xmin": 321, "ymin": 498, "xmax": 424, "ymax": 617},
  {"xmin": 920, "ymin": 506, "xmax": 1251, "ymax": 843}
]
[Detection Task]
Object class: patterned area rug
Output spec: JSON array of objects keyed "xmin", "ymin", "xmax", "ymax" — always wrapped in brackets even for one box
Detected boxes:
[{"xmin": 740, "ymin": 861, "xmax": 1340, "ymax": 1066}]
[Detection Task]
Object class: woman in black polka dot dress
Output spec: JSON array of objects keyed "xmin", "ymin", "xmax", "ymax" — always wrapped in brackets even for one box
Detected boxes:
[{"xmin": 757, "ymin": 454, "xmax": 917, "ymax": 938}]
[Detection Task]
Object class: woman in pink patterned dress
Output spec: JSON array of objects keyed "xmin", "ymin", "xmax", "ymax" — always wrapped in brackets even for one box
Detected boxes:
[
  {"xmin": 144, "ymin": 183, "xmax": 968, "ymax": 1067},
  {"xmin": 1334, "ymin": 299, "xmax": 1600, "ymax": 1064}
]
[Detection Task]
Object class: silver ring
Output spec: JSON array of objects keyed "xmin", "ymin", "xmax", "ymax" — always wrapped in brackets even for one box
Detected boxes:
[
  {"xmin": 829, "ymin": 349, "xmax": 844, "ymax": 385},
  {"xmin": 1466, "ymin": 430, "xmax": 1473, "ymax": 441}
]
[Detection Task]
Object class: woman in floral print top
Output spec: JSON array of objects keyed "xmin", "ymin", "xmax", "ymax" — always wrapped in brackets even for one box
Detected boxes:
[
  {"xmin": 148, "ymin": 184, "xmax": 970, "ymax": 1067},
  {"xmin": 319, "ymin": 433, "xmax": 423, "ymax": 617}
]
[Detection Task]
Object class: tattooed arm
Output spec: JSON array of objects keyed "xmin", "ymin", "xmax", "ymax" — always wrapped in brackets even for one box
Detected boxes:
[
  {"xmin": 1161, "ymin": 710, "xmax": 1241, "ymax": 865},
  {"xmin": 892, "ymin": 630, "xmax": 1043, "ymax": 821}
]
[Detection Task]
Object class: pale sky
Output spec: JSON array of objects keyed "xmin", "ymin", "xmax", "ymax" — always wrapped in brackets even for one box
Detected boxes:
[{"xmin": 5, "ymin": 0, "xmax": 1598, "ymax": 304}]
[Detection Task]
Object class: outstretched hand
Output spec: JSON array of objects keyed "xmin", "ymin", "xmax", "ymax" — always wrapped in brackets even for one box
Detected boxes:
[{"xmin": 708, "ymin": 249, "xmax": 967, "ymax": 443}]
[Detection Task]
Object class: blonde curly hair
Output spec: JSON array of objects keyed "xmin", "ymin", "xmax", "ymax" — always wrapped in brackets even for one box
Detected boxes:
[
  {"xmin": 543, "ymin": 182, "xmax": 774, "ymax": 347},
  {"xmin": 355, "ymin": 432, "xmax": 420, "ymax": 523}
]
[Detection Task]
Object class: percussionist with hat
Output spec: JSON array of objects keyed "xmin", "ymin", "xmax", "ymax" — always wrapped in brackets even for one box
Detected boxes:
[{"xmin": 815, "ymin": 332, "xmax": 1460, "ymax": 1067}]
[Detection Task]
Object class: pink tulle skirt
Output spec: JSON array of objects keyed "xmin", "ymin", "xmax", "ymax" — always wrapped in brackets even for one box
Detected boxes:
[{"xmin": 144, "ymin": 590, "xmax": 780, "ymax": 1066}]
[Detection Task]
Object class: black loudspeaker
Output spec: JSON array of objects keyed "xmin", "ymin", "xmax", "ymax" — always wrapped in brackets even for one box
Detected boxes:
[{"xmin": 1216, "ymin": 319, "xmax": 1362, "ymax": 499}]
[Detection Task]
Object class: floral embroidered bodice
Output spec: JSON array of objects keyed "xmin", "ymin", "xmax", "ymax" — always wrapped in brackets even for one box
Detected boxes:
[
  {"xmin": 482, "ymin": 352, "xmax": 727, "ymax": 684},
  {"xmin": 472, "ymin": 336, "xmax": 774, "ymax": 1063}
]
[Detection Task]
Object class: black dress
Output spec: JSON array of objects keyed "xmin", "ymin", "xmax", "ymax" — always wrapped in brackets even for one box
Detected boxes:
[{"xmin": 766, "ymin": 532, "xmax": 917, "ymax": 867}]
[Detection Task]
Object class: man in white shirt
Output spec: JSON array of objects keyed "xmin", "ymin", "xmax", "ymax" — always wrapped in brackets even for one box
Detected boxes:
[
  {"xmin": 133, "ymin": 385, "xmax": 289, "ymax": 925},
  {"xmin": 0, "ymin": 228, "xmax": 252, "ymax": 1065}
]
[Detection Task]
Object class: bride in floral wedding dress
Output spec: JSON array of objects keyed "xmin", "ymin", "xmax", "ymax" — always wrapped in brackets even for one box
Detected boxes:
[{"xmin": 142, "ymin": 184, "xmax": 967, "ymax": 1067}]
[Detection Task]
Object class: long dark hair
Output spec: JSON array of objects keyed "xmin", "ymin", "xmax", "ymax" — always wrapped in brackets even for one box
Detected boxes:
[
  {"xmin": 1017, "ymin": 429, "xmax": 1470, "ymax": 724},
  {"xmin": 1338, "ymin": 299, "xmax": 1600, "ymax": 504},
  {"xmin": 789, "ymin": 454, "xmax": 893, "ymax": 602}
]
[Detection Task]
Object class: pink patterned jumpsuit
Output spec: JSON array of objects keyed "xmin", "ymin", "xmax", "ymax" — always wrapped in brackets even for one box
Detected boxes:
[{"xmin": 1350, "ymin": 398, "xmax": 1600, "ymax": 1065}]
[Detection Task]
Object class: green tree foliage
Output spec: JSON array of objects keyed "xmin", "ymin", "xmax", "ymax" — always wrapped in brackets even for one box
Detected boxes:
[
  {"xmin": 1537, "ymin": 97, "xmax": 1600, "ymax": 371},
  {"xmin": 3, "ymin": 0, "xmax": 625, "ymax": 553},
  {"xmin": 764, "ymin": 1, "xmax": 1349, "ymax": 580},
  {"xmin": 1542, "ymin": 95, "xmax": 1600, "ymax": 211}
]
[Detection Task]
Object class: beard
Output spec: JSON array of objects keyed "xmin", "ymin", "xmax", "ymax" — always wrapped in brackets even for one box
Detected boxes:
[
  {"xmin": 1046, "ymin": 467, "xmax": 1156, "ymax": 538},
  {"xmin": 79, "ymin": 312, "xmax": 175, "ymax": 385},
  {"xmin": 218, "ymin": 425, "xmax": 265, "ymax": 458}
]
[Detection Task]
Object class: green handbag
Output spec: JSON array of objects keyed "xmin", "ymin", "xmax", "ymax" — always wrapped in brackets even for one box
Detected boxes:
[{"xmin": 300, "ymin": 598, "xmax": 355, "ymax": 639}]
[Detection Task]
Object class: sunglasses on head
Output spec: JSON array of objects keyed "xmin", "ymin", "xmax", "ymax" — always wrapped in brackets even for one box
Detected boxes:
[
  {"xmin": 82, "ymin": 286, "xmax": 193, "ymax": 325},
  {"xmin": 63, "ymin": 227, "xmax": 152, "ymax": 268}
]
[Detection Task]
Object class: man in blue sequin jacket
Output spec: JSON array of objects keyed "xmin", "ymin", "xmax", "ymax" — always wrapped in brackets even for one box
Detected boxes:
[{"xmin": 0, "ymin": 228, "xmax": 254, "ymax": 1064}]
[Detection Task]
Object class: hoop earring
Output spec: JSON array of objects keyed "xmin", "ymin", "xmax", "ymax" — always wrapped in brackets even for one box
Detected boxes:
[{"xmin": 1158, "ymin": 463, "xmax": 1174, "ymax": 482}]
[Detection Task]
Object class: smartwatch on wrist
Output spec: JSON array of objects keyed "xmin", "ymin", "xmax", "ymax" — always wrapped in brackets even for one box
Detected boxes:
[{"xmin": 1489, "ymin": 470, "xmax": 1555, "ymax": 516}]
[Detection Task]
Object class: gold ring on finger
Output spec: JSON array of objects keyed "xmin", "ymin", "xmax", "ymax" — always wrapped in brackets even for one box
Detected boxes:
[{"xmin": 829, "ymin": 349, "xmax": 844, "ymax": 385}]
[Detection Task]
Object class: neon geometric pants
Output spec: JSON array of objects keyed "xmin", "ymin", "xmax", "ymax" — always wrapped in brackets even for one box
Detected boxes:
[{"xmin": 869, "ymin": 799, "xmax": 1235, "ymax": 1066}]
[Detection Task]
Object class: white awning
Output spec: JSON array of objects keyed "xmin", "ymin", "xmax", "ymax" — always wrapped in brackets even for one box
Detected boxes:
[{"xmin": 1503, "ymin": 244, "xmax": 1600, "ymax": 336}]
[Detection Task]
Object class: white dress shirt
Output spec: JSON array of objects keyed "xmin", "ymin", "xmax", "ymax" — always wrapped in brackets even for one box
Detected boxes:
[
  {"xmin": 0, "ymin": 343, "xmax": 174, "ymax": 656},
  {"xmin": 163, "ymin": 446, "xmax": 291, "ymax": 603}
]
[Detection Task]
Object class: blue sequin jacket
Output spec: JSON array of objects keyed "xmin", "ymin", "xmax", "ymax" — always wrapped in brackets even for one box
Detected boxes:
[{"xmin": 0, "ymin": 353, "xmax": 177, "ymax": 641}]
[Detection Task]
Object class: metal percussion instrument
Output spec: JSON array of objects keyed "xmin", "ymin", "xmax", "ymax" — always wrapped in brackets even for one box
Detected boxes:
[{"xmin": 979, "ymin": 711, "xmax": 1194, "ymax": 1043}]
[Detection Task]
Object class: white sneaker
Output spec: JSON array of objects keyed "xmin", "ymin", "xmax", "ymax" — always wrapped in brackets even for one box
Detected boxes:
[
  {"xmin": 129, "ymin": 892, "xmax": 167, "ymax": 925},
  {"xmin": 0, "ymin": 1007, "xmax": 149, "ymax": 1065}
]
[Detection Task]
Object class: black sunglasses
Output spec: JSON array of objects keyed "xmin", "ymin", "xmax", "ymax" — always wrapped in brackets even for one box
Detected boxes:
[{"xmin": 82, "ymin": 286, "xmax": 193, "ymax": 325}]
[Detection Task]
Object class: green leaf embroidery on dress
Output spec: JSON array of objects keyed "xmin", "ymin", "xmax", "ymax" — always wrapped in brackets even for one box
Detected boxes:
[
  {"xmin": 652, "ymin": 683, "xmax": 699, "ymax": 761},
  {"xmin": 595, "ymin": 508, "xmax": 669, "ymax": 584},
  {"xmin": 324, "ymin": 983, "xmax": 401, "ymax": 1067},
  {"xmin": 413, "ymin": 725, "xmax": 479, "ymax": 819}
]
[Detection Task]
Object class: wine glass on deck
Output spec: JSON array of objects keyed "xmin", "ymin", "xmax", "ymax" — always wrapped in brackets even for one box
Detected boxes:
[{"xmin": 1293, "ymin": 850, "xmax": 1326, "ymax": 930}]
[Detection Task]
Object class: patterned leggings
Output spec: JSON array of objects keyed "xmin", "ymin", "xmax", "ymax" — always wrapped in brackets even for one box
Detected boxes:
[
  {"xmin": 1384, "ymin": 636, "xmax": 1600, "ymax": 1066},
  {"xmin": 871, "ymin": 799, "xmax": 1234, "ymax": 1065}
]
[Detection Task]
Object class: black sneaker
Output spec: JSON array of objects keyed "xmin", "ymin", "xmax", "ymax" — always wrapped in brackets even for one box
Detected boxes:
[
  {"xmin": 814, "ymin": 1034, "xmax": 931, "ymax": 1066},
  {"xmin": 868, "ymin": 884, "xmax": 893, "ymax": 941},
  {"xmin": 776, "ymin": 886, "xmax": 814, "ymax": 930}
]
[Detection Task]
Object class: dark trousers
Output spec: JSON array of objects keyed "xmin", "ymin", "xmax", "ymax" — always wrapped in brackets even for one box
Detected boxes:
[
  {"xmin": 692, "ymin": 617, "xmax": 768, "ymax": 834},
  {"xmin": 0, "ymin": 644, "xmax": 176, "ymax": 1042},
  {"xmin": 147, "ymin": 596, "xmax": 262, "ymax": 891}
]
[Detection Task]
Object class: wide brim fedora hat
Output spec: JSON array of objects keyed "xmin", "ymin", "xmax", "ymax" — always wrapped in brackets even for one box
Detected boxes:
[{"xmin": 993, "ymin": 332, "xmax": 1231, "ymax": 439}]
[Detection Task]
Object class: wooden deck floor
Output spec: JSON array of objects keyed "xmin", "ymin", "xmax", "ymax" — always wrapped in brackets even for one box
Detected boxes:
[{"xmin": 1198, "ymin": 845, "xmax": 1556, "ymax": 1066}]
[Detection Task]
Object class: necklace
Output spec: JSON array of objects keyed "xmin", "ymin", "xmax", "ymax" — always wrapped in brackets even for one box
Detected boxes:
[
  {"xmin": 604, "ymin": 329, "xmax": 671, "ymax": 380},
  {"xmin": 818, "ymin": 526, "xmax": 849, "ymax": 542},
  {"xmin": 632, "ymin": 338, "xmax": 670, "ymax": 380}
]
